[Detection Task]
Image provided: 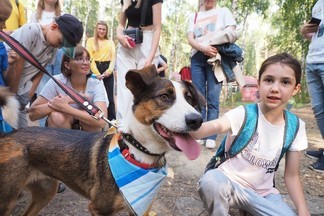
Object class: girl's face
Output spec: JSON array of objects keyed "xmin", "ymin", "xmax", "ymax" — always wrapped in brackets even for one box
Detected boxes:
[
  {"xmin": 258, "ymin": 63, "xmax": 300, "ymax": 110},
  {"xmin": 204, "ymin": 0, "xmax": 216, "ymax": 10},
  {"xmin": 96, "ymin": 24, "xmax": 107, "ymax": 39},
  {"xmin": 66, "ymin": 51, "xmax": 91, "ymax": 76}
]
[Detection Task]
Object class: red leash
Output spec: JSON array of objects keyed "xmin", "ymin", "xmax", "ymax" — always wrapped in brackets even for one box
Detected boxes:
[{"xmin": 0, "ymin": 30, "xmax": 115, "ymax": 126}]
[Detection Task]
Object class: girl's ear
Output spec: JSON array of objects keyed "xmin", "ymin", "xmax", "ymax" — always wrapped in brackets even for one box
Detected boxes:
[
  {"xmin": 292, "ymin": 83, "xmax": 301, "ymax": 96},
  {"xmin": 64, "ymin": 61, "xmax": 70, "ymax": 70}
]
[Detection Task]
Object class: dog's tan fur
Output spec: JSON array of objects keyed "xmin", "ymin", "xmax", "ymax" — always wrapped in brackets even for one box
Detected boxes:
[{"xmin": 0, "ymin": 65, "xmax": 205, "ymax": 216}]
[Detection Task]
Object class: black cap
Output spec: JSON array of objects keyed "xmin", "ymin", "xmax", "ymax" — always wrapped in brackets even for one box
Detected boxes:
[{"xmin": 55, "ymin": 14, "xmax": 83, "ymax": 47}]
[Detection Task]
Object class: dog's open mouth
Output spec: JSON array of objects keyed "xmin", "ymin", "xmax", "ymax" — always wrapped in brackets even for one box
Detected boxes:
[{"xmin": 153, "ymin": 123, "xmax": 200, "ymax": 160}]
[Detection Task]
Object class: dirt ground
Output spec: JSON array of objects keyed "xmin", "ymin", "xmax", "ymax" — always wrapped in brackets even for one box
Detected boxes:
[{"xmin": 13, "ymin": 105, "xmax": 324, "ymax": 216}]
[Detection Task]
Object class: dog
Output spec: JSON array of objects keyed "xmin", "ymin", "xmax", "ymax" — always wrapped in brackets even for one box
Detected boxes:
[{"xmin": 0, "ymin": 65, "xmax": 205, "ymax": 216}]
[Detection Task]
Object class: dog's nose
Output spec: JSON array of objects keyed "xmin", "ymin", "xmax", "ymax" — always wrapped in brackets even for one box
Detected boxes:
[{"xmin": 185, "ymin": 113, "xmax": 203, "ymax": 130}]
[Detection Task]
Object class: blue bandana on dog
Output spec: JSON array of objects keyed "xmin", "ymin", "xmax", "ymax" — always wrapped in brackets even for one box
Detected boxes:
[{"xmin": 108, "ymin": 134, "xmax": 167, "ymax": 215}]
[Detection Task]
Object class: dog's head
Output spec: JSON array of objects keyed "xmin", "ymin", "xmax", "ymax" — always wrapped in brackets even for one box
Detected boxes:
[{"xmin": 125, "ymin": 65, "xmax": 205, "ymax": 160}]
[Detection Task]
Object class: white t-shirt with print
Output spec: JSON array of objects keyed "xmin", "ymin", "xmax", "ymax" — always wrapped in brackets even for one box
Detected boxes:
[
  {"xmin": 218, "ymin": 104, "xmax": 307, "ymax": 196},
  {"xmin": 187, "ymin": 7, "xmax": 236, "ymax": 56},
  {"xmin": 40, "ymin": 74, "xmax": 109, "ymax": 108},
  {"xmin": 307, "ymin": 0, "xmax": 324, "ymax": 63}
]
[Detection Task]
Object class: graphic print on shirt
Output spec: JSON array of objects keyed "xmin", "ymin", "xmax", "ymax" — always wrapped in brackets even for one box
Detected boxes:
[
  {"xmin": 194, "ymin": 15, "xmax": 218, "ymax": 45},
  {"xmin": 240, "ymin": 131, "xmax": 279, "ymax": 174}
]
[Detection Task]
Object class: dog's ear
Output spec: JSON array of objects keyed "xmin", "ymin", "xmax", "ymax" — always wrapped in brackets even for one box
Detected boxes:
[
  {"xmin": 182, "ymin": 80, "xmax": 206, "ymax": 112},
  {"xmin": 126, "ymin": 64, "xmax": 159, "ymax": 96}
]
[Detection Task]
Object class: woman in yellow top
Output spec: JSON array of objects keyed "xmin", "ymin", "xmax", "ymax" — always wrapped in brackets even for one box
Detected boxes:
[
  {"xmin": 4, "ymin": 0, "xmax": 27, "ymax": 34},
  {"xmin": 86, "ymin": 20, "xmax": 116, "ymax": 120}
]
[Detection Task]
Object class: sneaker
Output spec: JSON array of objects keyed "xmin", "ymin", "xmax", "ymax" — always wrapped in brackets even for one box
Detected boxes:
[
  {"xmin": 309, "ymin": 156, "xmax": 324, "ymax": 173},
  {"xmin": 196, "ymin": 139, "xmax": 205, "ymax": 145},
  {"xmin": 57, "ymin": 182, "xmax": 66, "ymax": 193},
  {"xmin": 305, "ymin": 148, "xmax": 324, "ymax": 160},
  {"xmin": 205, "ymin": 139, "xmax": 216, "ymax": 149}
]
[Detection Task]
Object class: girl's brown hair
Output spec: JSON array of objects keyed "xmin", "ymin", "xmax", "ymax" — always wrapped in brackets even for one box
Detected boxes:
[
  {"xmin": 258, "ymin": 53, "xmax": 302, "ymax": 86},
  {"xmin": 61, "ymin": 45, "xmax": 90, "ymax": 77},
  {"xmin": 93, "ymin": 21, "xmax": 108, "ymax": 51}
]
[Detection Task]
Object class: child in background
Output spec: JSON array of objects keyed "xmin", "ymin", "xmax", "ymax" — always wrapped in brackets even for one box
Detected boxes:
[
  {"xmin": 191, "ymin": 53, "xmax": 310, "ymax": 216},
  {"xmin": 4, "ymin": 14, "xmax": 83, "ymax": 128},
  {"xmin": 30, "ymin": 0, "xmax": 66, "ymax": 93}
]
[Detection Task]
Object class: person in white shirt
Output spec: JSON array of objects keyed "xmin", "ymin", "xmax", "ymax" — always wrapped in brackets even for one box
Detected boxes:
[
  {"xmin": 191, "ymin": 53, "xmax": 310, "ymax": 216},
  {"xmin": 28, "ymin": 45, "xmax": 108, "ymax": 132},
  {"xmin": 300, "ymin": 0, "xmax": 324, "ymax": 173}
]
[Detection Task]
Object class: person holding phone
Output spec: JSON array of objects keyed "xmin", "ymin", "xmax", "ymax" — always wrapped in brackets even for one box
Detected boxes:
[
  {"xmin": 115, "ymin": 0, "xmax": 162, "ymax": 128},
  {"xmin": 187, "ymin": 0, "xmax": 237, "ymax": 148},
  {"xmin": 300, "ymin": 0, "xmax": 324, "ymax": 172}
]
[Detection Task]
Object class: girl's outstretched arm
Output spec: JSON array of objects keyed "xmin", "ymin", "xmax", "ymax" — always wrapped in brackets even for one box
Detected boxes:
[{"xmin": 190, "ymin": 115, "xmax": 231, "ymax": 140}]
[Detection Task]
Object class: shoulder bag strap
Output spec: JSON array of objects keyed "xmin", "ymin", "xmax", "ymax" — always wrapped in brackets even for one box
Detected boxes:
[
  {"xmin": 139, "ymin": 0, "xmax": 149, "ymax": 27},
  {"xmin": 194, "ymin": 12, "xmax": 198, "ymax": 24}
]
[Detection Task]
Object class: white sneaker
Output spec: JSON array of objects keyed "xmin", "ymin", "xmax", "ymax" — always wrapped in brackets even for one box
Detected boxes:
[
  {"xmin": 196, "ymin": 139, "xmax": 205, "ymax": 145},
  {"xmin": 205, "ymin": 139, "xmax": 216, "ymax": 149}
]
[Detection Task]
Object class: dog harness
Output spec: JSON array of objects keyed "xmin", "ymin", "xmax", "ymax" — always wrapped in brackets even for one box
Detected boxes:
[{"xmin": 108, "ymin": 133, "xmax": 167, "ymax": 216}]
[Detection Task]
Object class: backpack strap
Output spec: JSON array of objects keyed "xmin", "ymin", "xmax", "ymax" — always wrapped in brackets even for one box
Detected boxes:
[
  {"xmin": 214, "ymin": 104, "xmax": 257, "ymax": 159},
  {"xmin": 274, "ymin": 110, "xmax": 300, "ymax": 171},
  {"xmin": 227, "ymin": 104, "xmax": 258, "ymax": 157}
]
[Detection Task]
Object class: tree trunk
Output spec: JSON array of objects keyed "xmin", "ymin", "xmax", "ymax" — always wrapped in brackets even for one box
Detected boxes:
[{"xmin": 231, "ymin": 0, "xmax": 238, "ymax": 20}]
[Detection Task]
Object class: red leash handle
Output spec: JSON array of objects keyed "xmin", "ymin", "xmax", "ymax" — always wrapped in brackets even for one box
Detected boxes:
[{"xmin": 0, "ymin": 30, "xmax": 101, "ymax": 117}]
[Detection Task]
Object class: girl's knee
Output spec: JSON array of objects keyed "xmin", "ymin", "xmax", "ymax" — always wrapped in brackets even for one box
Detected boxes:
[{"xmin": 47, "ymin": 112, "xmax": 71, "ymax": 128}]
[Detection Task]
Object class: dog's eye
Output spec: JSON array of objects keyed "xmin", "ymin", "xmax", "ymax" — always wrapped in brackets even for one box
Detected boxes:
[
  {"xmin": 185, "ymin": 93, "xmax": 192, "ymax": 104},
  {"xmin": 159, "ymin": 94, "xmax": 170, "ymax": 101}
]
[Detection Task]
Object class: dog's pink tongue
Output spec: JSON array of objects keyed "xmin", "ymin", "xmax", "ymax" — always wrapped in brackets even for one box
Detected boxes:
[{"xmin": 174, "ymin": 133, "xmax": 201, "ymax": 160}]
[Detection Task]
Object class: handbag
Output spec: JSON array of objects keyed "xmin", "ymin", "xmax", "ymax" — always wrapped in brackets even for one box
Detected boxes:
[
  {"xmin": 123, "ymin": 0, "xmax": 148, "ymax": 44},
  {"xmin": 179, "ymin": 66, "xmax": 192, "ymax": 81},
  {"xmin": 123, "ymin": 28, "xmax": 143, "ymax": 44}
]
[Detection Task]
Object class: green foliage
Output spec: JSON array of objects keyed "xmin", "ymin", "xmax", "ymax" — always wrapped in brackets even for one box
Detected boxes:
[
  {"xmin": 268, "ymin": 0, "xmax": 316, "ymax": 59},
  {"xmin": 244, "ymin": 40, "xmax": 257, "ymax": 76},
  {"xmin": 294, "ymin": 74, "xmax": 311, "ymax": 105},
  {"xmin": 161, "ymin": 0, "xmax": 195, "ymax": 74}
]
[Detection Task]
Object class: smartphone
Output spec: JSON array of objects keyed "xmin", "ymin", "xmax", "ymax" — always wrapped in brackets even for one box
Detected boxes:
[
  {"xmin": 127, "ymin": 38, "xmax": 135, "ymax": 48},
  {"xmin": 309, "ymin": 17, "xmax": 321, "ymax": 25}
]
